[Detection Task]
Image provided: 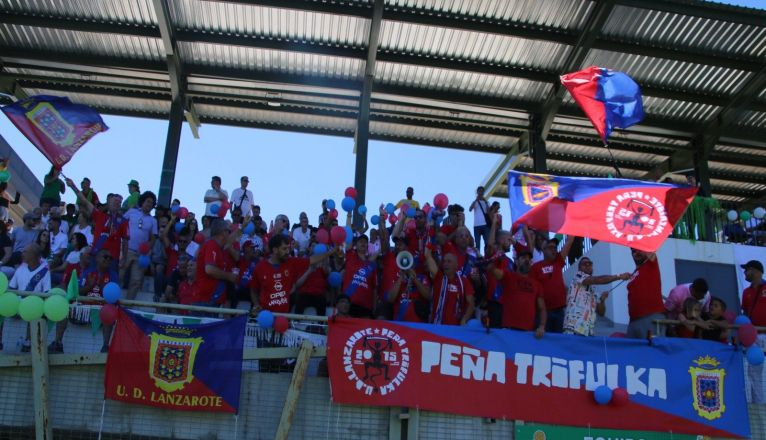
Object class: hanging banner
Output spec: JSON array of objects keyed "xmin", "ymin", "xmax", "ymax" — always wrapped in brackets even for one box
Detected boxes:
[
  {"xmin": 104, "ymin": 308, "xmax": 247, "ymax": 413},
  {"xmin": 515, "ymin": 423, "xmax": 700, "ymax": 440},
  {"xmin": 327, "ymin": 318, "xmax": 749, "ymax": 438}
]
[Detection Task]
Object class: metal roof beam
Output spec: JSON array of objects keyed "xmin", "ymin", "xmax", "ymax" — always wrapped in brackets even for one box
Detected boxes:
[
  {"xmin": 540, "ymin": 0, "xmax": 616, "ymax": 139},
  {"xmin": 614, "ymin": 0, "xmax": 766, "ymax": 27},
  {"xmin": 208, "ymin": 0, "xmax": 372, "ymax": 19},
  {"xmin": 0, "ymin": 10, "xmax": 160, "ymax": 38},
  {"xmin": 481, "ymin": 134, "xmax": 528, "ymax": 198}
]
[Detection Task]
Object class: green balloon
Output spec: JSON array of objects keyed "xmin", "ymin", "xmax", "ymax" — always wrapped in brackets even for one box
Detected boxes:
[
  {"xmin": 0, "ymin": 272, "xmax": 8, "ymax": 295},
  {"xmin": 43, "ymin": 295, "xmax": 69, "ymax": 322},
  {"xmin": 740, "ymin": 211, "xmax": 752, "ymax": 221},
  {"xmin": 18, "ymin": 296, "xmax": 44, "ymax": 321},
  {"xmin": 0, "ymin": 170, "xmax": 10, "ymax": 183},
  {"xmin": 0, "ymin": 293, "xmax": 20, "ymax": 317},
  {"xmin": 48, "ymin": 287, "xmax": 66, "ymax": 297}
]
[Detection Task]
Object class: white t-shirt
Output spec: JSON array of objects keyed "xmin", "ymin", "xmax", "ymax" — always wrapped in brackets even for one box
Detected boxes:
[
  {"xmin": 230, "ymin": 187, "xmax": 254, "ymax": 217},
  {"xmin": 292, "ymin": 227, "xmax": 311, "ymax": 253},
  {"xmin": 66, "ymin": 250, "xmax": 82, "ymax": 265},
  {"xmin": 185, "ymin": 241, "xmax": 200, "ymax": 259},
  {"xmin": 50, "ymin": 230, "xmax": 68, "ymax": 256},
  {"xmin": 205, "ymin": 188, "xmax": 229, "ymax": 217},
  {"xmin": 472, "ymin": 200, "xmax": 489, "ymax": 227},
  {"xmin": 72, "ymin": 224, "xmax": 93, "ymax": 245},
  {"xmin": 9, "ymin": 261, "xmax": 51, "ymax": 292}
]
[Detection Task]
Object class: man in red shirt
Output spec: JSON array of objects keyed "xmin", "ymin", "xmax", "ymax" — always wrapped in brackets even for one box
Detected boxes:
[
  {"xmin": 423, "ymin": 247, "xmax": 475, "ymax": 326},
  {"xmin": 741, "ymin": 259, "xmax": 765, "ymax": 404},
  {"xmin": 625, "ymin": 248, "xmax": 665, "ymax": 339},
  {"xmin": 250, "ymin": 234, "xmax": 337, "ymax": 314},
  {"xmin": 530, "ymin": 236, "xmax": 575, "ymax": 333},
  {"xmin": 342, "ymin": 234, "xmax": 378, "ymax": 318},
  {"xmin": 194, "ymin": 219, "xmax": 239, "ymax": 308},
  {"xmin": 499, "ymin": 250, "xmax": 546, "ymax": 338}
]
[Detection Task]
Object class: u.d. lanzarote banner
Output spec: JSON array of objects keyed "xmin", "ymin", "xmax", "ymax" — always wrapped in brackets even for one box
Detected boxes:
[{"xmin": 327, "ymin": 318, "xmax": 749, "ymax": 438}]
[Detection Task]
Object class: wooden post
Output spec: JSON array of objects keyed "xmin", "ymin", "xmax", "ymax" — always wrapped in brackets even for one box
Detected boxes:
[
  {"xmin": 274, "ymin": 340, "xmax": 314, "ymax": 440},
  {"xmin": 30, "ymin": 318, "xmax": 52, "ymax": 439}
]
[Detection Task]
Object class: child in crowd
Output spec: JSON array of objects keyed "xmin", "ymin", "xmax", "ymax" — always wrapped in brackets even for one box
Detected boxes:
[
  {"xmin": 700, "ymin": 296, "xmax": 730, "ymax": 343},
  {"xmin": 676, "ymin": 297, "xmax": 704, "ymax": 338}
]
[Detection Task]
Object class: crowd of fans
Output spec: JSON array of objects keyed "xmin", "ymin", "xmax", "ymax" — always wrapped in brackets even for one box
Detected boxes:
[{"xmin": 0, "ymin": 170, "xmax": 763, "ymax": 359}]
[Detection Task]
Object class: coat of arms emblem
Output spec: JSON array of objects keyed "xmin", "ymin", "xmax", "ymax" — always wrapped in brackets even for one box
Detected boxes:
[
  {"xmin": 688, "ymin": 355, "xmax": 725, "ymax": 420},
  {"xmin": 148, "ymin": 332, "xmax": 203, "ymax": 393}
]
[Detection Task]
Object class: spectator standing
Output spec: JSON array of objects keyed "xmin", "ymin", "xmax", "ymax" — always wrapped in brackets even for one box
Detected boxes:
[
  {"xmin": 194, "ymin": 219, "xmax": 238, "ymax": 308},
  {"xmin": 530, "ymin": 235, "xmax": 575, "ymax": 333},
  {"xmin": 8, "ymin": 244, "xmax": 51, "ymax": 352},
  {"xmin": 423, "ymin": 247, "xmax": 475, "ymax": 326},
  {"xmin": 0, "ymin": 221, "xmax": 14, "ymax": 279},
  {"xmin": 122, "ymin": 180, "xmax": 140, "ymax": 211},
  {"xmin": 204, "ymin": 176, "xmax": 228, "ymax": 217},
  {"xmin": 497, "ymin": 250, "xmax": 545, "ymax": 338},
  {"xmin": 741, "ymin": 260, "xmax": 766, "ymax": 405},
  {"xmin": 625, "ymin": 248, "xmax": 665, "ymax": 338},
  {"xmin": 395, "ymin": 186, "xmax": 420, "ymax": 210},
  {"xmin": 10, "ymin": 212, "xmax": 40, "ymax": 266},
  {"xmin": 664, "ymin": 278, "xmax": 711, "ymax": 320},
  {"xmin": 469, "ymin": 186, "xmax": 490, "ymax": 252},
  {"xmin": 230, "ymin": 176, "xmax": 254, "ymax": 218},
  {"xmin": 77, "ymin": 177, "xmax": 99, "ymax": 213},
  {"xmin": 40, "ymin": 166, "xmax": 65, "ymax": 207},
  {"xmin": 121, "ymin": 192, "xmax": 158, "ymax": 299},
  {"xmin": 563, "ymin": 257, "xmax": 630, "ymax": 336},
  {"xmin": 0, "ymin": 182, "xmax": 20, "ymax": 222},
  {"xmin": 291, "ymin": 213, "xmax": 312, "ymax": 256},
  {"xmin": 71, "ymin": 211, "xmax": 93, "ymax": 245}
]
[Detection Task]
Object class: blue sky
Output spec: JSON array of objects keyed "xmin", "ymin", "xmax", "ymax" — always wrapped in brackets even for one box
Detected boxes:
[{"xmin": 0, "ymin": 114, "xmax": 504, "ymax": 230}]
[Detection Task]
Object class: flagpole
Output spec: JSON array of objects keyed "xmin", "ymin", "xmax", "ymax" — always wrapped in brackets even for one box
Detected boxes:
[
  {"xmin": 604, "ymin": 142, "xmax": 623, "ymax": 178},
  {"xmin": 97, "ymin": 399, "xmax": 106, "ymax": 440}
]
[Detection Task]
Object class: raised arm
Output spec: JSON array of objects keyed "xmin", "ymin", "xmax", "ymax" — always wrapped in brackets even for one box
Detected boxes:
[
  {"xmin": 559, "ymin": 234, "xmax": 576, "ymax": 260},
  {"xmin": 378, "ymin": 204, "xmax": 391, "ymax": 254},
  {"xmin": 64, "ymin": 177, "xmax": 94, "ymax": 215},
  {"xmin": 423, "ymin": 246, "xmax": 438, "ymax": 279}
]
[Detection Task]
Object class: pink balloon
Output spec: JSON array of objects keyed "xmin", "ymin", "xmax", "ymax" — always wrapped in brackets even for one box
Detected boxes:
[
  {"xmin": 273, "ymin": 315, "xmax": 289, "ymax": 334},
  {"xmin": 389, "ymin": 214, "xmax": 398, "ymax": 224},
  {"xmin": 100, "ymin": 304, "xmax": 118, "ymax": 326},
  {"xmin": 316, "ymin": 228, "xmax": 330, "ymax": 245},
  {"xmin": 612, "ymin": 387, "xmax": 629, "ymax": 406},
  {"xmin": 329, "ymin": 208, "xmax": 338, "ymax": 219},
  {"xmin": 177, "ymin": 207, "xmax": 189, "ymax": 220},
  {"xmin": 433, "ymin": 193, "xmax": 449, "ymax": 210},
  {"xmin": 610, "ymin": 332, "xmax": 626, "ymax": 338},
  {"xmin": 194, "ymin": 232, "xmax": 205, "ymax": 244},
  {"xmin": 344, "ymin": 187, "xmax": 357, "ymax": 199},
  {"xmin": 739, "ymin": 323, "xmax": 757, "ymax": 347},
  {"xmin": 422, "ymin": 203, "xmax": 432, "ymax": 215},
  {"xmin": 138, "ymin": 242, "xmax": 151, "ymax": 255},
  {"xmin": 330, "ymin": 226, "xmax": 347, "ymax": 245}
]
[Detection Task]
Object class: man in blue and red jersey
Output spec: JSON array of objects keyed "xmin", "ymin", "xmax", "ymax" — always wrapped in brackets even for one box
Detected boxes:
[
  {"xmin": 423, "ymin": 246, "xmax": 475, "ymax": 326},
  {"xmin": 530, "ymin": 235, "xmax": 575, "ymax": 333}
]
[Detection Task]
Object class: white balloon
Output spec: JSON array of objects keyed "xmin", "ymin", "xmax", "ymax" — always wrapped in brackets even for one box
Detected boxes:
[
  {"xmin": 727, "ymin": 210, "xmax": 738, "ymax": 222},
  {"xmin": 754, "ymin": 207, "xmax": 766, "ymax": 219}
]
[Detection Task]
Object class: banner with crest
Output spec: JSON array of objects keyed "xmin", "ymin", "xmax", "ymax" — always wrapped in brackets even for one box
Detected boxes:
[
  {"xmin": 328, "ymin": 318, "xmax": 749, "ymax": 438},
  {"xmin": 104, "ymin": 308, "xmax": 247, "ymax": 413}
]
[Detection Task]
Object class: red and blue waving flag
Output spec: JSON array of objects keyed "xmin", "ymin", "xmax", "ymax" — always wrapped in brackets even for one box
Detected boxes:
[
  {"xmin": 508, "ymin": 171, "xmax": 697, "ymax": 252},
  {"xmin": 560, "ymin": 66, "xmax": 644, "ymax": 142},
  {"xmin": 104, "ymin": 308, "xmax": 247, "ymax": 413},
  {"xmin": 1, "ymin": 95, "xmax": 108, "ymax": 168}
]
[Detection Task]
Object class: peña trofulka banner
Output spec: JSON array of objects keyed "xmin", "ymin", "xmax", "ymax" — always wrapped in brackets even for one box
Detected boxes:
[{"xmin": 327, "ymin": 318, "xmax": 749, "ymax": 438}]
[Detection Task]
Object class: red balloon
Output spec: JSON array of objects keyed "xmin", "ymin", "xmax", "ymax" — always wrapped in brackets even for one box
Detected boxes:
[
  {"xmin": 273, "ymin": 315, "xmax": 289, "ymax": 334},
  {"xmin": 138, "ymin": 242, "xmax": 151, "ymax": 255},
  {"xmin": 316, "ymin": 228, "xmax": 330, "ymax": 244},
  {"xmin": 739, "ymin": 323, "xmax": 758, "ymax": 347},
  {"xmin": 612, "ymin": 387, "xmax": 629, "ymax": 406},
  {"xmin": 221, "ymin": 200, "xmax": 231, "ymax": 211},
  {"xmin": 344, "ymin": 187, "xmax": 357, "ymax": 199},
  {"xmin": 405, "ymin": 219, "xmax": 416, "ymax": 231},
  {"xmin": 422, "ymin": 203, "xmax": 432, "ymax": 215},
  {"xmin": 194, "ymin": 232, "xmax": 205, "ymax": 244},
  {"xmin": 100, "ymin": 304, "xmax": 118, "ymax": 326},
  {"xmin": 177, "ymin": 207, "xmax": 189, "ymax": 220},
  {"xmin": 330, "ymin": 226, "xmax": 347, "ymax": 245},
  {"xmin": 433, "ymin": 193, "xmax": 449, "ymax": 210},
  {"xmin": 388, "ymin": 214, "xmax": 398, "ymax": 224},
  {"xmin": 610, "ymin": 332, "xmax": 626, "ymax": 338},
  {"xmin": 329, "ymin": 208, "xmax": 338, "ymax": 219}
]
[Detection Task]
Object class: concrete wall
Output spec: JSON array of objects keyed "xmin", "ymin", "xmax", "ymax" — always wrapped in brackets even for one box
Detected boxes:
[{"xmin": 0, "ymin": 134, "xmax": 43, "ymax": 223}]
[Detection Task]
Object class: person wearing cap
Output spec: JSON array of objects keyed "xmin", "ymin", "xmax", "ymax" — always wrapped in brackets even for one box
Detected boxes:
[
  {"xmin": 485, "ymin": 211, "xmax": 516, "ymax": 328},
  {"xmin": 121, "ymin": 191, "xmax": 158, "ymax": 300},
  {"xmin": 625, "ymin": 248, "xmax": 665, "ymax": 339},
  {"xmin": 122, "ymin": 179, "xmax": 140, "ymax": 210},
  {"xmin": 564, "ymin": 257, "xmax": 631, "ymax": 336},
  {"xmin": 230, "ymin": 176, "xmax": 254, "ymax": 218},
  {"xmin": 742, "ymin": 259, "xmax": 766, "ymax": 405},
  {"xmin": 204, "ymin": 176, "xmax": 228, "ymax": 217},
  {"xmin": 9, "ymin": 212, "xmax": 41, "ymax": 266}
]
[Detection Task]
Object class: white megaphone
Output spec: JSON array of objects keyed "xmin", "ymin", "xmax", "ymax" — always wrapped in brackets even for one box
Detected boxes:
[{"xmin": 396, "ymin": 251, "xmax": 414, "ymax": 270}]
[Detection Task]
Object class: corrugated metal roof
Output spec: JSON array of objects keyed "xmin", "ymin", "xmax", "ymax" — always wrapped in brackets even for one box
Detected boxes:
[
  {"xmin": 715, "ymin": 143, "xmax": 766, "ymax": 157},
  {"xmin": 5, "ymin": 66, "xmax": 169, "ymax": 90},
  {"xmin": 602, "ymin": 4, "xmax": 766, "ymax": 59},
  {"xmin": 197, "ymin": 103, "xmax": 356, "ymax": 133},
  {"xmin": 22, "ymin": 87, "xmax": 170, "ymax": 114},
  {"xmin": 735, "ymin": 111, "xmax": 766, "ymax": 129},
  {"xmin": 0, "ymin": 0, "xmax": 155, "ymax": 24},
  {"xmin": 370, "ymin": 120, "xmax": 511, "ymax": 149}
]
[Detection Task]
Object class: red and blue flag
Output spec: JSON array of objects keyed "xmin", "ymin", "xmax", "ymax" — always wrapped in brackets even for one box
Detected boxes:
[
  {"xmin": 508, "ymin": 171, "xmax": 697, "ymax": 252},
  {"xmin": 104, "ymin": 308, "xmax": 247, "ymax": 413},
  {"xmin": 1, "ymin": 95, "xmax": 108, "ymax": 168},
  {"xmin": 560, "ymin": 66, "xmax": 644, "ymax": 142}
]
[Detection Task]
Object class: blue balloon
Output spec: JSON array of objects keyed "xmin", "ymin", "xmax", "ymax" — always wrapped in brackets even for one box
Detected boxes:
[
  {"xmin": 357, "ymin": 204, "xmax": 367, "ymax": 215},
  {"xmin": 594, "ymin": 385, "xmax": 612, "ymax": 405},
  {"xmin": 385, "ymin": 203, "xmax": 395, "ymax": 215},
  {"xmin": 747, "ymin": 346, "xmax": 765, "ymax": 366},
  {"xmin": 434, "ymin": 216, "xmax": 444, "ymax": 225},
  {"xmin": 406, "ymin": 207, "xmax": 416, "ymax": 218},
  {"xmin": 466, "ymin": 319, "xmax": 482, "ymax": 329},
  {"xmin": 326, "ymin": 199, "xmax": 336, "ymax": 210},
  {"xmin": 735, "ymin": 315, "xmax": 752, "ymax": 326},
  {"xmin": 328, "ymin": 271, "xmax": 342, "ymax": 288},
  {"xmin": 341, "ymin": 197, "xmax": 356, "ymax": 212},
  {"xmin": 344, "ymin": 226, "xmax": 353, "ymax": 245},
  {"xmin": 138, "ymin": 255, "xmax": 151, "ymax": 269},
  {"xmin": 257, "ymin": 310, "xmax": 274, "ymax": 329},
  {"xmin": 313, "ymin": 244, "xmax": 328, "ymax": 255},
  {"xmin": 103, "ymin": 282, "xmax": 121, "ymax": 304},
  {"xmin": 370, "ymin": 215, "xmax": 380, "ymax": 226},
  {"xmin": 170, "ymin": 204, "xmax": 180, "ymax": 214},
  {"xmin": 210, "ymin": 204, "xmax": 220, "ymax": 215},
  {"xmin": 174, "ymin": 222, "xmax": 184, "ymax": 233},
  {"xmin": 243, "ymin": 222, "xmax": 255, "ymax": 236}
]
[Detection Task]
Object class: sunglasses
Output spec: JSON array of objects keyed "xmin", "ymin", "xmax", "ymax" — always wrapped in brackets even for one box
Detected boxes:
[{"xmin": 101, "ymin": 255, "xmax": 113, "ymax": 261}]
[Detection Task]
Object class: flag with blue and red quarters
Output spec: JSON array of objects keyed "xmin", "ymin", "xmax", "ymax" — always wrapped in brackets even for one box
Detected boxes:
[
  {"xmin": 328, "ymin": 318, "xmax": 749, "ymax": 439},
  {"xmin": 104, "ymin": 308, "xmax": 247, "ymax": 413},
  {"xmin": 507, "ymin": 170, "xmax": 697, "ymax": 252},
  {"xmin": 560, "ymin": 66, "xmax": 644, "ymax": 142},
  {"xmin": 1, "ymin": 95, "xmax": 108, "ymax": 168}
]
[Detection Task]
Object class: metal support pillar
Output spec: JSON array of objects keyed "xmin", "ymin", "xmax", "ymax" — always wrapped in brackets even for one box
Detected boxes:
[
  {"xmin": 158, "ymin": 97, "xmax": 184, "ymax": 207},
  {"xmin": 529, "ymin": 115, "xmax": 547, "ymax": 173},
  {"xmin": 353, "ymin": 75, "xmax": 372, "ymax": 217}
]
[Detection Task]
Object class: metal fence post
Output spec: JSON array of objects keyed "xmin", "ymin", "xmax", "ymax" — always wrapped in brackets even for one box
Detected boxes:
[{"xmin": 30, "ymin": 318, "xmax": 52, "ymax": 439}]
